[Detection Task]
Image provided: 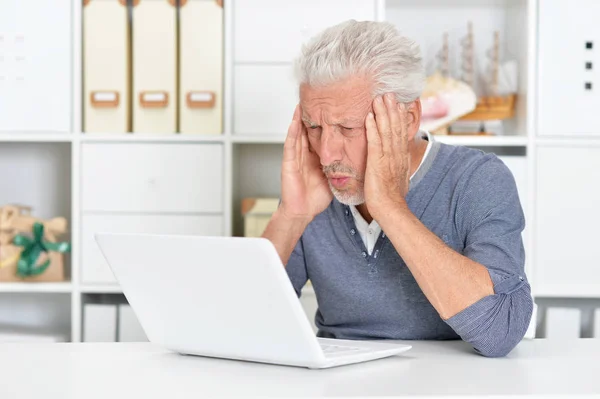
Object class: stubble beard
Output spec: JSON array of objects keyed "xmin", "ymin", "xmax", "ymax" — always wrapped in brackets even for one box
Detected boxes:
[{"xmin": 322, "ymin": 163, "xmax": 365, "ymax": 206}]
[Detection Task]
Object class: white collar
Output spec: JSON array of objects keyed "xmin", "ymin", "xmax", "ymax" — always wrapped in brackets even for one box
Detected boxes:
[{"xmin": 412, "ymin": 130, "xmax": 433, "ymax": 180}]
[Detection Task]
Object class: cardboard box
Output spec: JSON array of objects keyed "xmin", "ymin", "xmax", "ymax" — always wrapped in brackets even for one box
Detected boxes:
[
  {"xmin": 0, "ymin": 205, "xmax": 68, "ymax": 282},
  {"xmin": 241, "ymin": 198, "xmax": 279, "ymax": 237}
]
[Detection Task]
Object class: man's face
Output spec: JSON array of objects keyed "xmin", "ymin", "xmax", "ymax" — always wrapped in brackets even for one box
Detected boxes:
[{"xmin": 299, "ymin": 76, "xmax": 372, "ymax": 205}]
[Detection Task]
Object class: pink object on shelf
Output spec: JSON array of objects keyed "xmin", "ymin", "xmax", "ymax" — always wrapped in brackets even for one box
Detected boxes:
[{"xmin": 421, "ymin": 95, "xmax": 449, "ymax": 120}]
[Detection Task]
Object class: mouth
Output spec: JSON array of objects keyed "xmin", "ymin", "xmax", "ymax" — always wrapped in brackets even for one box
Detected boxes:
[{"xmin": 328, "ymin": 176, "xmax": 351, "ymax": 189}]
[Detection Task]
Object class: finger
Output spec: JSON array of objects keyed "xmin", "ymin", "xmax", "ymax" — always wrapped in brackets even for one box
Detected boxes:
[
  {"xmin": 396, "ymin": 102, "xmax": 410, "ymax": 156},
  {"xmin": 283, "ymin": 105, "xmax": 302, "ymax": 164},
  {"xmin": 301, "ymin": 124, "xmax": 309, "ymax": 151},
  {"xmin": 305, "ymin": 139, "xmax": 322, "ymax": 170},
  {"xmin": 385, "ymin": 93, "xmax": 407, "ymax": 151},
  {"xmin": 296, "ymin": 121, "xmax": 304, "ymax": 168},
  {"xmin": 365, "ymin": 112, "xmax": 382, "ymax": 157},
  {"xmin": 373, "ymin": 95, "xmax": 392, "ymax": 155},
  {"xmin": 300, "ymin": 127, "xmax": 309, "ymax": 170}
]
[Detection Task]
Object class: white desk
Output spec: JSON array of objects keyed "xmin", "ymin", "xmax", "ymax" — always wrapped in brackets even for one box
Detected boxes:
[{"xmin": 1, "ymin": 339, "xmax": 599, "ymax": 398}]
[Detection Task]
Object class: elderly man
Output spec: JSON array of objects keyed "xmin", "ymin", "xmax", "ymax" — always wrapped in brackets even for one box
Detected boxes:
[{"xmin": 262, "ymin": 20, "xmax": 533, "ymax": 357}]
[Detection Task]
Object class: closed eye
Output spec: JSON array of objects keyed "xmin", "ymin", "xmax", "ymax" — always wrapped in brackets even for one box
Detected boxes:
[{"xmin": 340, "ymin": 125, "xmax": 361, "ymax": 137}]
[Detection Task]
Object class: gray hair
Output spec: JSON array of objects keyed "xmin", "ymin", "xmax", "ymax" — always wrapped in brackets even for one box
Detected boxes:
[{"xmin": 294, "ymin": 20, "xmax": 426, "ymax": 103}]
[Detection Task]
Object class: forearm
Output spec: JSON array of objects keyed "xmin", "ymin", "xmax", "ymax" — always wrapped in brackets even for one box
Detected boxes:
[
  {"xmin": 379, "ymin": 201, "xmax": 494, "ymax": 320},
  {"xmin": 262, "ymin": 208, "xmax": 310, "ymax": 266}
]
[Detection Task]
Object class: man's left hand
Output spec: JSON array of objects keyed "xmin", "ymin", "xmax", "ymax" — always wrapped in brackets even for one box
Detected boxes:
[{"xmin": 364, "ymin": 93, "xmax": 411, "ymax": 220}]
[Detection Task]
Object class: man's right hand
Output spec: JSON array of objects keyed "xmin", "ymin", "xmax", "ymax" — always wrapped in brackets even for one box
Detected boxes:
[
  {"xmin": 261, "ymin": 105, "xmax": 332, "ymax": 266},
  {"xmin": 280, "ymin": 104, "xmax": 333, "ymax": 223}
]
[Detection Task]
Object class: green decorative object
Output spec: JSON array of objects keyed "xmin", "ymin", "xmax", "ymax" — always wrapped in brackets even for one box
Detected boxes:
[{"xmin": 12, "ymin": 222, "xmax": 71, "ymax": 278}]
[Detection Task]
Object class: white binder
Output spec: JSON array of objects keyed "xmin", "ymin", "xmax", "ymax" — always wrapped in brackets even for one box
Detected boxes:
[
  {"xmin": 179, "ymin": 0, "xmax": 223, "ymax": 134},
  {"xmin": 132, "ymin": 0, "xmax": 177, "ymax": 133},
  {"xmin": 118, "ymin": 304, "xmax": 148, "ymax": 342},
  {"xmin": 0, "ymin": 0, "xmax": 71, "ymax": 132},
  {"xmin": 545, "ymin": 307, "xmax": 581, "ymax": 339},
  {"xmin": 83, "ymin": 303, "xmax": 117, "ymax": 342},
  {"xmin": 83, "ymin": 0, "xmax": 130, "ymax": 133}
]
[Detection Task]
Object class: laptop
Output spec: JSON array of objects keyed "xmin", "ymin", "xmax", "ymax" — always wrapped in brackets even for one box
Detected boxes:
[{"xmin": 94, "ymin": 233, "xmax": 412, "ymax": 369}]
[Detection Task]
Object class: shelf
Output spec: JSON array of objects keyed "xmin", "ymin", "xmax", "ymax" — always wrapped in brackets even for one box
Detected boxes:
[
  {"xmin": 79, "ymin": 283, "xmax": 315, "ymax": 296},
  {"xmin": 534, "ymin": 284, "xmax": 600, "ymax": 299},
  {"xmin": 231, "ymin": 135, "xmax": 286, "ymax": 144},
  {"xmin": 536, "ymin": 137, "xmax": 600, "ymax": 148},
  {"xmin": 80, "ymin": 133, "xmax": 225, "ymax": 143},
  {"xmin": 0, "ymin": 133, "xmax": 73, "ymax": 142},
  {"xmin": 232, "ymin": 134, "xmax": 529, "ymax": 147},
  {"xmin": 387, "ymin": 0, "xmax": 513, "ymax": 6},
  {"xmin": 433, "ymin": 135, "xmax": 529, "ymax": 147},
  {"xmin": 0, "ymin": 282, "xmax": 72, "ymax": 293},
  {"xmin": 80, "ymin": 284, "xmax": 123, "ymax": 294}
]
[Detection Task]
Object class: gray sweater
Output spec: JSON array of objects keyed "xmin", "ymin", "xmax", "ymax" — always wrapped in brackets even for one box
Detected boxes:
[{"xmin": 286, "ymin": 138, "xmax": 533, "ymax": 357}]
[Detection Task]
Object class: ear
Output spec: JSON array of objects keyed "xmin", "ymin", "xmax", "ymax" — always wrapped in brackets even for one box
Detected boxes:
[{"xmin": 401, "ymin": 99, "xmax": 422, "ymax": 141}]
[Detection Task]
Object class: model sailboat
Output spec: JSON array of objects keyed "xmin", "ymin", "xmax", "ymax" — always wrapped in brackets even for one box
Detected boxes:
[
  {"xmin": 419, "ymin": 30, "xmax": 476, "ymax": 134},
  {"xmin": 459, "ymin": 30, "xmax": 518, "ymax": 123},
  {"xmin": 419, "ymin": 23, "xmax": 518, "ymax": 135}
]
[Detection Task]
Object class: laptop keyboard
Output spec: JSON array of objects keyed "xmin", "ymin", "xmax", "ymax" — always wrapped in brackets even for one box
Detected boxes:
[{"xmin": 320, "ymin": 343, "xmax": 365, "ymax": 356}]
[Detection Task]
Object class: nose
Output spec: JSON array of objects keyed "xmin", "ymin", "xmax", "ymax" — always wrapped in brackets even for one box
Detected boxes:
[{"xmin": 319, "ymin": 126, "xmax": 343, "ymax": 166}]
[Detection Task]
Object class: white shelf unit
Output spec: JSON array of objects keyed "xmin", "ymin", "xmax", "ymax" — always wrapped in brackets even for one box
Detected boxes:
[
  {"xmin": 531, "ymin": 0, "xmax": 600, "ymax": 339},
  {"xmin": 80, "ymin": 284, "xmax": 125, "ymax": 294},
  {"xmin": 0, "ymin": 283, "xmax": 73, "ymax": 294},
  {"xmin": 0, "ymin": 133, "xmax": 74, "ymax": 142},
  {"xmin": 80, "ymin": 134, "xmax": 226, "ymax": 143},
  {"xmin": 1, "ymin": 0, "xmax": 597, "ymax": 342},
  {"xmin": 80, "ymin": 283, "xmax": 317, "ymax": 296},
  {"xmin": 230, "ymin": 134, "xmax": 529, "ymax": 146}
]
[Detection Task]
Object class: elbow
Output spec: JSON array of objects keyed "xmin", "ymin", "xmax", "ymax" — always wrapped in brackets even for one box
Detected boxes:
[
  {"xmin": 474, "ymin": 341, "xmax": 519, "ymax": 358},
  {"xmin": 446, "ymin": 278, "xmax": 535, "ymax": 358},
  {"xmin": 476, "ymin": 348, "xmax": 509, "ymax": 358},
  {"xmin": 472, "ymin": 289, "xmax": 534, "ymax": 358},
  {"xmin": 474, "ymin": 331, "xmax": 526, "ymax": 358}
]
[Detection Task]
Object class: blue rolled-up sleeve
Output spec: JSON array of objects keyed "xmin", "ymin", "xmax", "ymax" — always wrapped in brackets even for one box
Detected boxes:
[
  {"xmin": 445, "ymin": 155, "xmax": 534, "ymax": 357},
  {"xmin": 445, "ymin": 278, "xmax": 533, "ymax": 357}
]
